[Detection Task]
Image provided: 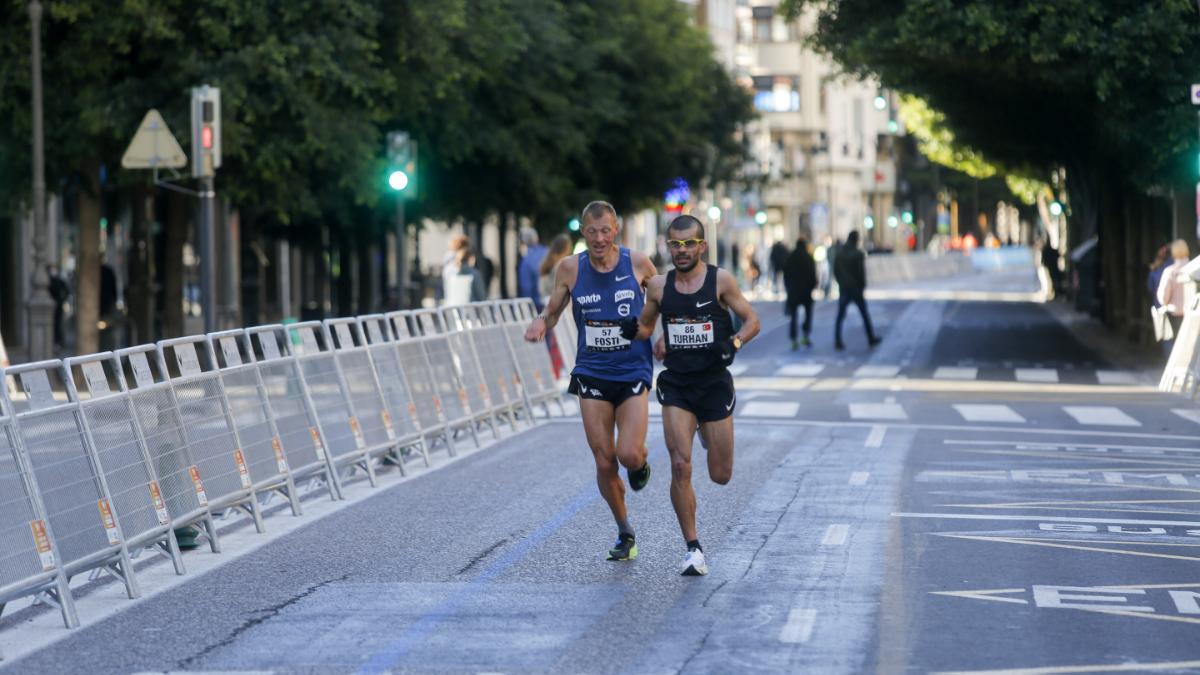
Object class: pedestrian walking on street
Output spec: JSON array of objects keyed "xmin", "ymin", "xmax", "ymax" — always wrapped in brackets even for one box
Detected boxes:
[
  {"xmin": 833, "ymin": 230, "xmax": 881, "ymax": 350},
  {"xmin": 1147, "ymin": 244, "xmax": 1170, "ymax": 309},
  {"xmin": 783, "ymin": 237, "xmax": 817, "ymax": 349},
  {"xmin": 524, "ymin": 201, "xmax": 655, "ymax": 562},
  {"xmin": 442, "ymin": 234, "xmax": 485, "ymax": 305},
  {"xmin": 1156, "ymin": 239, "xmax": 1191, "ymax": 355},
  {"xmin": 769, "ymin": 240, "xmax": 789, "ymax": 294},
  {"xmin": 538, "ymin": 234, "xmax": 573, "ymax": 377},
  {"xmin": 48, "ymin": 265, "xmax": 69, "ymax": 350},
  {"xmin": 621, "ymin": 214, "xmax": 760, "ymax": 576}
]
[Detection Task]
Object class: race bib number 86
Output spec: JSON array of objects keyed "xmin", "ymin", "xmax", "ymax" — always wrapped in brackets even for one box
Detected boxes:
[
  {"xmin": 584, "ymin": 320, "xmax": 630, "ymax": 352},
  {"xmin": 666, "ymin": 318, "xmax": 714, "ymax": 349}
]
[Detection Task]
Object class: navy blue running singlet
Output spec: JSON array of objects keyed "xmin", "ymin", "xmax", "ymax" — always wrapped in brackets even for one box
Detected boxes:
[{"xmin": 570, "ymin": 248, "xmax": 652, "ymax": 383}]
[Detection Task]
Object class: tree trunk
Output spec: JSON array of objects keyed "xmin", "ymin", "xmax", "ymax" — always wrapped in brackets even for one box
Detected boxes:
[
  {"xmin": 75, "ymin": 164, "xmax": 101, "ymax": 355},
  {"xmin": 162, "ymin": 191, "xmax": 187, "ymax": 338}
]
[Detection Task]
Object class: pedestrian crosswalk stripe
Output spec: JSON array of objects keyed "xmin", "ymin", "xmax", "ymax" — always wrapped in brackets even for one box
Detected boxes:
[
  {"xmin": 934, "ymin": 367, "xmax": 978, "ymax": 380},
  {"xmin": 1063, "ymin": 405, "xmax": 1141, "ymax": 427},
  {"xmin": 778, "ymin": 364, "xmax": 824, "ymax": 377},
  {"xmin": 849, "ymin": 402, "xmax": 908, "ymax": 420},
  {"xmin": 854, "ymin": 365, "xmax": 900, "ymax": 378},
  {"xmin": 1015, "ymin": 368, "xmax": 1058, "ymax": 383},
  {"xmin": 1172, "ymin": 408, "xmax": 1200, "ymax": 426},
  {"xmin": 727, "ymin": 363, "xmax": 749, "ymax": 376},
  {"xmin": 1096, "ymin": 370, "xmax": 1139, "ymax": 385},
  {"xmin": 953, "ymin": 404, "xmax": 1025, "ymax": 423},
  {"xmin": 740, "ymin": 401, "xmax": 801, "ymax": 418}
]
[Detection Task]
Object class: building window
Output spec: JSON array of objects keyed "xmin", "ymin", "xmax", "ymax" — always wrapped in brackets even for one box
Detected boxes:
[
  {"xmin": 752, "ymin": 6, "xmax": 773, "ymax": 42},
  {"xmin": 753, "ymin": 76, "xmax": 800, "ymax": 113}
]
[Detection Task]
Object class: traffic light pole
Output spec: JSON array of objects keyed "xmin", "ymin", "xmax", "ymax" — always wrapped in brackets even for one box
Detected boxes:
[
  {"xmin": 199, "ymin": 175, "xmax": 216, "ymax": 333},
  {"xmin": 396, "ymin": 197, "xmax": 406, "ymax": 309}
]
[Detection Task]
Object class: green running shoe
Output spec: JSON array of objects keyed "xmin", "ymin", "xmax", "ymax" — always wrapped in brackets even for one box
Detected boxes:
[{"xmin": 607, "ymin": 533, "xmax": 638, "ymax": 561}]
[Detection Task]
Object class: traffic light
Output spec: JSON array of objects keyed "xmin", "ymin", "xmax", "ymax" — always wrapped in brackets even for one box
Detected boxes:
[
  {"xmin": 191, "ymin": 85, "xmax": 221, "ymax": 178},
  {"xmin": 568, "ymin": 218, "xmax": 581, "ymax": 232},
  {"xmin": 387, "ymin": 131, "xmax": 418, "ymax": 197}
]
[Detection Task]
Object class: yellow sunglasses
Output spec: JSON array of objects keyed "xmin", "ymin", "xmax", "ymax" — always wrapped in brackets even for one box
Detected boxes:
[{"xmin": 666, "ymin": 238, "xmax": 704, "ymax": 250}]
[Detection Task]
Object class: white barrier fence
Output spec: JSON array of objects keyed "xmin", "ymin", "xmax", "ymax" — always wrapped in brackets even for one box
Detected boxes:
[{"xmin": 0, "ymin": 298, "xmax": 567, "ymax": 633}]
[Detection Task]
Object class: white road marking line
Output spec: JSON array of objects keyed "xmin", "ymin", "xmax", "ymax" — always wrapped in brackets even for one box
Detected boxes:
[
  {"xmin": 778, "ymin": 364, "xmax": 825, "ymax": 377},
  {"xmin": 821, "ymin": 524, "xmax": 849, "ymax": 546},
  {"xmin": 943, "ymin": 439, "xmax": 1200, "ymax": 453},
  {"xmin": 932, "ymin": 659, "xmax": 1200, "ymax": 674},
  {"xmin": 740, "ymin": 401, "xmax": 801, "ymax": 418},
  {"xmin": 1015, "ymin": 368, "xmax": 1059, "ymax": 383},
  {"xmin": 934, "ymin": 367, "xmax": 978, "ymax": 380},
  {"xmin": 849, "ymin": 472, "xmax": 871, "ymax": 485},
  {"xmin": 727, "ymin": 363, "xmax": 749, "ymax": 376},
  {"xmin": 778, "ymin": 608, "xmax": 817, "ymax": 644},
  {"xmin": 953, "ymin": 404, "xmax": 1025, "ymax": 424},
  {"xmin": 865, "ymin": 425, "xmax": 887, "ymax": 447},
  {"xmin": 849, "ymin": 402, "xmax": 907, "ymax": 421},
  {"xmin": 1063, "ymin": 406, "xmax": 1141, "ymax": 427},
  {"xmin": 1096, "ymin": 370, "xmax": 1140, "ymax": 385},
  {"xmin": 892, "ymin": 512, "xmax": 1200, "ymax": 527},
  {"xmin": 854, "ymin": 365, "xmax": 900, "ymax": 378},
  {"xmin": 649, "ymin": 400, "xmax": 662, "ymax": 417},
  {"xmin": 1172, "ymin": 408, "xmax": 1200, "ymax": 426}
]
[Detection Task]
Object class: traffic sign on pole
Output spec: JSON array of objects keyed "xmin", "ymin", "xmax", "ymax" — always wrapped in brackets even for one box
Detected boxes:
[{"xmin": 120, "ymin": 109, "xmax": 187, "ymax": 170}]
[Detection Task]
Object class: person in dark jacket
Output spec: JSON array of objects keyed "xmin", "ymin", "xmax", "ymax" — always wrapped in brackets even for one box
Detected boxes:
[
  {"xmin": 783, "ymin": 237, "xmax": 817, "ymax": 349},
  {"xmin": 769, "ymin": 240, "xmax": 789, "ymax": 293},
  {"xmin": 833, "ymin": 230, "xmax": 880, "ymax": 350}
]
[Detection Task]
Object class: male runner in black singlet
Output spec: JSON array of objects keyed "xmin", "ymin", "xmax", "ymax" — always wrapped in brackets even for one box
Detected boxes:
[{"xmin": 620, "ymin": 214, "xmax": 759, "ymax": 576}]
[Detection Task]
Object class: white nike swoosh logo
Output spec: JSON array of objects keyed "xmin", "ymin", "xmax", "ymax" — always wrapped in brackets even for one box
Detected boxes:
[
  {"xmin": 696, "ymin": 301, "xmax": 712, "ymax": 308},
  {"xmin": 725, "ymin": 397, "xmax": 736, "ymax": 411},
  {"xmin": 615, "ymin": 275, "xmax": 630, "ymax": 281},
  {"xmin": 631, "ymin": 382, "xmax": 643, "ymax": 394}
]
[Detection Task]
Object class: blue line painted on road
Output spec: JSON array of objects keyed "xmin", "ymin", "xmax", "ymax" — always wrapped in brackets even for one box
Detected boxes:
[{"xmin": 355, "ymin": 486, "xmax": 598, "ymax": 673}]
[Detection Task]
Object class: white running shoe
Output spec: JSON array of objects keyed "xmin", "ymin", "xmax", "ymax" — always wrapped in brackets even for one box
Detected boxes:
[{"xmin": 681, "ymin": 548, "xmax": 708, "ymax": 576}]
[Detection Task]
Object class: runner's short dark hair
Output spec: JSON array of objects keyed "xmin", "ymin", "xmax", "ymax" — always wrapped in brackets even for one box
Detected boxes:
[
  {"xmin": 668, "ymin": 214, "xmax": 705, "ymax": 240},
  {"xmin": 581, "ymin": 200, "xmax": 618, "ymax": 224}
]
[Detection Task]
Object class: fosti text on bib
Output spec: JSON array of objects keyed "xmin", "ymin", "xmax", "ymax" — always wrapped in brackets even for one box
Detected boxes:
[
  {"xmin": 584, "ymin": 319, "xmax": 631, "ymax": 352},
  {"xmin": 666, "ymin": 317, "xmax": 714, "ymax": 349}
]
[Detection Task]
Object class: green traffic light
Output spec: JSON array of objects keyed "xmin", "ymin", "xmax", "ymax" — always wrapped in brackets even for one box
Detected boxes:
[
  {"xmin": 388, "ymin": 170, "xmax": 409, "ymax": 191},
  {"xmin": 568, "ymin": 218, "xmax": 581, "ymax": 232},
  {"xmin": 901, "ymin": 211, "xmax": 913, "ymax": 224}
]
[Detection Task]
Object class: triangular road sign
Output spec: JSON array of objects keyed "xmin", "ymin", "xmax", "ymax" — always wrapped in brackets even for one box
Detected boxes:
[{"xmin": 121, "ymin": 109, "xmax": 187, "ymax": 169}]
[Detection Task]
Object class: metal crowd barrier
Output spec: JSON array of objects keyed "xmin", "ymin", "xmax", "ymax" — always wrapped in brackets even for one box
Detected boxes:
[
  {"xmin": 0, "ymin": 299, "xmax": 568, "ymax": 632},
  {"xmin": 2, "ymin": 362, "xmax": 141, "ymax": 617},
  {"xmin": 400, "ymin": 310, "xmax": 481, "ymax": 449},
  {"xmin": 386, "ymin": 311, "xmax": 456, "ymax": 456},
  {"xmin": 1160, "ymin": 295, "xmax": 1200, "ymax": 396}
]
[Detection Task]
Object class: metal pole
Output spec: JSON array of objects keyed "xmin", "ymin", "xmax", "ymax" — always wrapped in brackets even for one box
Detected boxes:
[
  {"xmin": 395, "ymin": 198, "xmax": 406, "ymax": 309},
  {"xmin": 26, "ymin": 0, "xmax": 54, "ymax": 362},
  {"xmin": 199, "ymin": 175, "xmax": 216, "ymax": 333}
]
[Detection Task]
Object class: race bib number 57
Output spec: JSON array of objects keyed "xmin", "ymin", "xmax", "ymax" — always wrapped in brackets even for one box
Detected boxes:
[
  {"xmin": 666, "ymin": 318, "xmax": 714, "ymax": 349},
  {"xmin": 584, "ymin": 320, "xmax": 630, "ymax": 352}
]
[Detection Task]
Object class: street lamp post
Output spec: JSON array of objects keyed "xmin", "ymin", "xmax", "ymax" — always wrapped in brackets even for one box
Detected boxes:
[{"xmin": 26, "ymin": 0, "xmax": 54, "ymax": 362}]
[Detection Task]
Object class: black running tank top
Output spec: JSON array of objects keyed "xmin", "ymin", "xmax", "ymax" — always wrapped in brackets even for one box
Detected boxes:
[{"xmin": 660, "ymin": 265, "xmax": 734, "ymax": 375}]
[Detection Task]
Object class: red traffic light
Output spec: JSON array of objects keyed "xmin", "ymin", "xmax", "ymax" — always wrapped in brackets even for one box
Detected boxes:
[{"xmin": 201, "ymin": 125, "xmax": 214, "ymax": 150}]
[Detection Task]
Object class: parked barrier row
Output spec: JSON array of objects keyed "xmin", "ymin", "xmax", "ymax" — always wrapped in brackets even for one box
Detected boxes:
[{"xmin": 0, "ymin": 300, "xmax": 568, "ymax": 631}]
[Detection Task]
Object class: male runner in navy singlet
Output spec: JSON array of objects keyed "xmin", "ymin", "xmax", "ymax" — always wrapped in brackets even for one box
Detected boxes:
[
  {"xmin": 620, "ymin": 214, "xmax": 759, "ymax": 576},
  {"xmin": 524, "ymin": 201, "xmax": 655, "ymax": 561}
]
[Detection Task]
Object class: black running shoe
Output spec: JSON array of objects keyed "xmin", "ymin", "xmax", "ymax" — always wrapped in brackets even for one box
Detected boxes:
[
  {"xmin": 607, "ymin": 533, "xmax": 638, "ymax": 561},
  {"xmin": 628, "ymin": 462, "xmax": 652, "ymax": 491}
]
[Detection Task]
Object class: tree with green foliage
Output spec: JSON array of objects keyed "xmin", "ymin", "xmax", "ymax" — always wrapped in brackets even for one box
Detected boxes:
[{"xmin": 781, "ymin": 0, "xmax": 1200, "ymax": 330}]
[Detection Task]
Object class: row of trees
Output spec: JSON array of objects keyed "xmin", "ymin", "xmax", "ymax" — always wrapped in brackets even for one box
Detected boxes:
[
  {"xmin": 0, "ymin": 0, "xmax": 753, "ymax": 349},
  {"xmin": 783, "ymin": 0, "xmax": 1200, "ymax": 336}
]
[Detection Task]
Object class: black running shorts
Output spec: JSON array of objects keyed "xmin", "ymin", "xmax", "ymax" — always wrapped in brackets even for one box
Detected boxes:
[
  {"xmin": 568, "ymin": 373, "xmax": 651, "ymax": 407},
  {"xmin": 656, "ymin": 368, "xmax": 736, "ymax": 422}
]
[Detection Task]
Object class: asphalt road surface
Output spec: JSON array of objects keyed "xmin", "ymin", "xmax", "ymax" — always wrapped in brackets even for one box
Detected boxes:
[{"xmin": 4, "ymin": 265, "xmax": 1200, "ymax": 674}]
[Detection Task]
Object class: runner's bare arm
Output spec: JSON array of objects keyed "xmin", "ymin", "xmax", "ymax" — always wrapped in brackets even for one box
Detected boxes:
[
  {"xmin": 631, "ymin": 250, "xmax": 658, "ymax": 289},
  {"xmin": 524, "ymin": 255, "xmax": 577, "ymax": 341},
  {"xmin": 632, "ymin": 275, "xmax": 665, "ymax": 340},
  {"xmin": 718, "ymin": 268, "xmax": 760, "ymax": 344}
]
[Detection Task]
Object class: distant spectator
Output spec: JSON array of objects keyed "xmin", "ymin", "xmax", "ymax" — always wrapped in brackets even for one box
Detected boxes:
[
  {"xmin": 1157, "ymin": 239, "xmax": 1191, "ymax": 354},
  {"xmin": 539, "ymin": 234, "xmax": 573, "ymax": 303},
  {"xmin": 442, "ymin": 234, "xmax": 485, "ymax": 305},
  {"xmin": 783, "ymin": 237, "xmax": 817, "ymax": 350},
  {"xmin": 769, "ymin": 240, "xmax": 789, "ymax": 293},
  {"xmin": 743, "ymin": 244, "xmax": 761, "ymax": 292},
  {"xmin": 48, "ymin": 265, "xmax": 69, "ymax": 349},
  {"xmin": 518, "ymin": 228, "xmax": 548, "ymax": 310},
  {"xmin": 1147, "ymin": 244, "xmax": 1170, "ymax": 309},
  {"xmin": 833, "ymin": 230, "xmax": 880, "ymax": 350}
]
